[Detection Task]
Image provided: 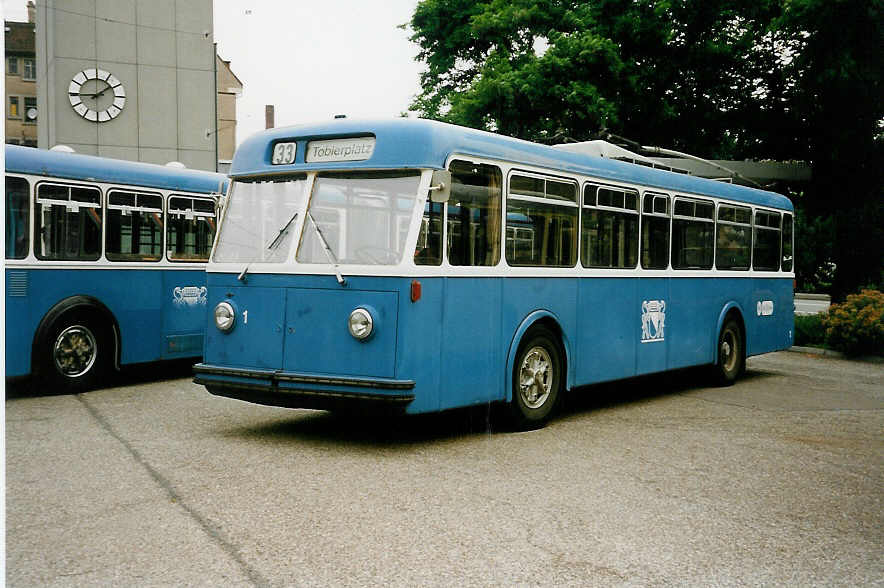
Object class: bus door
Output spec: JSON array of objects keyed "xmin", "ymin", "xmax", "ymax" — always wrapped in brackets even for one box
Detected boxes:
[
  {"xmin": 162, "ymin": 195, "xmax": 216, "ymax": 357},
  {"xmin": 636, "ymin": 193, "xmax": 670, "ymax": 376}
]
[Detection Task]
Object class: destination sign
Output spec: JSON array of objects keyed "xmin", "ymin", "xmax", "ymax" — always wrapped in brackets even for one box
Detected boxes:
[{"xmin": 305, "ymin": 137, "xmax": 375, "ymax": 163}]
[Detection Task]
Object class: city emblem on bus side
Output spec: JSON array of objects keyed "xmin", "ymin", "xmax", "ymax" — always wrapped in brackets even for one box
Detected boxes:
[
  {"xmin": 172, "ymin": 286, "xmax": 208, "ymax": 307},
  {"xmin": 641, "ymin": 299, "xmax": 666, "ymax": 343}
]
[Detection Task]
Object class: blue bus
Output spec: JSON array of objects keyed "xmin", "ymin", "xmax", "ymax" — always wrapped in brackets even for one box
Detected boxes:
[
  {"xmin": 5, "ymin": 145, "xmax": 226, "ymax": 391},
  {"xmin": 194, "ymin": 119, "xmax": 794, "ymax": 429}
]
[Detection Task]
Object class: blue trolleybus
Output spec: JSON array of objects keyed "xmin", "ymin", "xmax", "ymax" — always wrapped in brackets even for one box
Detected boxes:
[
  {"xmin": 194, "ymin": 119, "xmax": 794, "ymax": 428},
  {"xmin": 5, "ymin": 145, "xmax": 226, "ymax": 391}
]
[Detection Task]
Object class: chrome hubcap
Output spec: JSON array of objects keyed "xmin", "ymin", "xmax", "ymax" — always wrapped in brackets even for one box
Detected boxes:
[
  {"xmin": 53, "ymin": 325, "xmax": 97, "ymax": 377},
  {"xmin": 518, "ymin": 346, "xmax": 552, "ymax": 409}
]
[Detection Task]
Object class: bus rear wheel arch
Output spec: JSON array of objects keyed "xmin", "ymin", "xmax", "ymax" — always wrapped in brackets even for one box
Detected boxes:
[
  {"xmin": 33, "ymin": 300, "xmax": 117, "ymax": 393},
  {"xmin": 508, "ymin": 324, "xmax": 564, "ymax": 430}
]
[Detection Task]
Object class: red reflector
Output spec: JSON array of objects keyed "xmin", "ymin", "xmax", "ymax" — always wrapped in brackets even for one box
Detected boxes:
[{"xmin": 411, "ymin": 280, "xmax": 422, "ymax": 303}]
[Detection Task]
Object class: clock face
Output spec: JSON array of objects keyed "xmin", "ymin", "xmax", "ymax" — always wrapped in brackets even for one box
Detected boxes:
[{"xmin": 68, "ymin": 68, "xmax": 126, "ymax": 122}]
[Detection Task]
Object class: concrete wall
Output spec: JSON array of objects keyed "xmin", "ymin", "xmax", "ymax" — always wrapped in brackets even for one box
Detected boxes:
[{"xmin": 37, "ymin": 0, "xmax": 217, "ymax": 171}]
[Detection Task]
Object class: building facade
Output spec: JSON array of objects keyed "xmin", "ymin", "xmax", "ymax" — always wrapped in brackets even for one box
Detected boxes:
[
  {"xmin": 216, "ymin": 54, "xmax": 242, "ymax": 173},
  {"xmin": 5, "ymin": 4, "xmax": 38, "ymax": 147},
  {"xmin": 36, "ymin": 0, "xmax": 218, "ymax": 171}
]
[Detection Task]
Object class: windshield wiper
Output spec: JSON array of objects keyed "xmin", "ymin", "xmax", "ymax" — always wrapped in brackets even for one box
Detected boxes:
[
  {"xmin": 307, "ymin": 211, "xmax": 346, "ymax": 286},
  {"xmin": 266, "ymin": 211, "xmax": 299, "ymax": 251},
  {"xmin": 238, "ymin": 211, "xmax": 299, "ymax": 282}
]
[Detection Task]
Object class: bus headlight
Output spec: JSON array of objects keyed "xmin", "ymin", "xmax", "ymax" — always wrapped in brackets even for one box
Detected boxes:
[
  {"xmin": 348, "ymin": 308, "xmax": 373, "ymax": 340},
  {"xmin": 214, "ymin": 301, "xmax": 236, "ymax": 332}
]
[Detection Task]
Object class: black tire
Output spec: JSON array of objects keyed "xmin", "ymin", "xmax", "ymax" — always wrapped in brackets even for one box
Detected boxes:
[
  {"xmin": 508, "ymin": 326, "xmax": 563, "ymax": 430},
  {"xmin": 714, "ymin": 317, "xmax": 744, "ymax": 386},
  {"xmin": 37, "ymin": 313, "xmax": 109, "ymax": 393}
]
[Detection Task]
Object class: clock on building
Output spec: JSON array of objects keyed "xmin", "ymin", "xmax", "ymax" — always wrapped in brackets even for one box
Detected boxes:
[{"xmin": 68, "ymin": 68, "xmax": 126, "ymax": 122}]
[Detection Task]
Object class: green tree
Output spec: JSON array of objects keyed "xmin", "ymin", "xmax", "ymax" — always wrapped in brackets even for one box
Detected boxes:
[{"xmin": 407, "ymin": 0, "xmax": 883, "ymax": 295}]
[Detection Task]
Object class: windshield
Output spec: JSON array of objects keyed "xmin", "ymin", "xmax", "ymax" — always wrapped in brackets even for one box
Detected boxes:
[
  {"xmin": 297, "ymin": 171, "xmax": 422, "ymax": 265},
  {"xmin": 213, "ymin": 175, "xmax": 308, "ymax": 263}
]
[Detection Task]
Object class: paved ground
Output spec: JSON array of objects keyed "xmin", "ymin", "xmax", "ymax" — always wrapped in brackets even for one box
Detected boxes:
[{"xmin": 5, "ymin": 351, "xmax": 883, "ymax": 587}]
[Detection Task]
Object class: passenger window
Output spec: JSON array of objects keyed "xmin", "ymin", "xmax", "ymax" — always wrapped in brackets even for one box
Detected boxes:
[
  {"xmin": 414, "ymin": 200, "xmax": 443, "ymax": 265},
  {"xmin": 35, "ymin": 183, "xmax": 102, "ymax": 261},
  {"xmin": 506, "ymin": 174, "xmax": 577, "ymax": 267},
  {"xmin": 781, "ymin": 213, "xmax": 793, "ymax": 272},
  {"xmin": 716, "ymin": 204, "xmax": 751, "ymax": 270},
  {"xmin": 106, "ymin": 190, "xmax": 163, "ymax": 262},
  {"xmin": 671, "ymin": 197, "xmax": 714, "ymax": 269},
  {"xmin": 641, "ymin": 192, "xmax": 669, "ymax": 269},
  {"xmin": 167, "ymin": 195, "xmax": 216, "ymax": 261},
  {"xmin": 5, "ymin": 175, "xmax": 29, "ymax": 259},
  {"xmin": 753, "ymin": 210, "xmax": 781, "ymax": 271},
  {"xmin": 447, "ymin": 160, "xmax": 501, "ymax": 266},
  {"xmin": 582, "ymin": 184, "xmax": 638, "ymax": 268}
]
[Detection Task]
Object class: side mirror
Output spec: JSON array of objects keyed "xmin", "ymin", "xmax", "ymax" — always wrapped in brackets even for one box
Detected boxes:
[{"xmin": 429, "ymin": 170, "xmax": 451, "ymax": 203}]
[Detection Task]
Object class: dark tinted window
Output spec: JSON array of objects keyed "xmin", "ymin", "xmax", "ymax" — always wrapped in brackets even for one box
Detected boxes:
[{"xmin": 5, "ymin": 176, "xmax": 29, "ymax": 259}]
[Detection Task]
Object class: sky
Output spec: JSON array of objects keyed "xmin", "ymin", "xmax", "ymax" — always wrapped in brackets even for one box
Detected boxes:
[{"xmin": 2, "ymin": 0, "xmax": 425, "ymax": 145}]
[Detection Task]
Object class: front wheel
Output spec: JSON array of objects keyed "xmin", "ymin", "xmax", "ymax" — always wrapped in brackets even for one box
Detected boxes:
[
  {"xmin": 508, "ymin": 326, "xmax": 563, "ymax": 430},
  {"xmin": 714, "ymin": 317, "xmax": 744, "ymax": 386},
  {"xmin": 37, "ymin": 314, "xmax": 109, "ymax": 393}
]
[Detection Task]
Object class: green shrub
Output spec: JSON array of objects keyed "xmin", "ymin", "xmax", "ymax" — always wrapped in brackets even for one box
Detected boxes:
[
  {"xmin": 794, "ymin": 313, "xmax": 827, "ymax": 346},
  {"xmin": 824, "ymin": 289, "xmax": 884, "ymax": 356}
]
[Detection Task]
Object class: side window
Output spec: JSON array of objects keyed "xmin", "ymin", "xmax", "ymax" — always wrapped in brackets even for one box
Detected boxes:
[
  {"xmin": 5, "ymin": 176, "xmax": 30, "ymax": 259},
  {"xmin": 167, "ymin": 195, "xmax": 216, "ymax": 261},
  {"xmin": 35, "ymin": 183, "xmax": 102, "ymax": 261},
  {"xmin": 641, "ymin": 192, "xmax": 670, "ymax": 269},
  {"xmin": 414, "ymin": 201, "xmax": 443, "ymax": 265},
  {"xmin": 447, "ymin": 160, "xmax": 501, "ymax": 266},
  {"xmin": 716, "ymin": 203, "xmax": 752, "ymax": 270},
  {"xmin": 671, "ymin": 197, "xmax": 714, "ymax": 269},
  {"xmin": 582, "ymin": 184, "xmax": 638, "ymax": 268},
  {"xmin": 782, "ymin": 213, "xmax": 793, "ymax": 272},
  {"xmin": 506, "ymin": 174, "xmax": 577, "ymax": 267},
  {"xmin": 106, "ymin": 190, "xmax": 163, "ymax": 262},
  {"xmin": 753, "ymin": 210, "xmax": 781, "ymax": 271}
]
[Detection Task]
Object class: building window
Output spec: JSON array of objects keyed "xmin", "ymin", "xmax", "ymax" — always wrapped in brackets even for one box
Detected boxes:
[
  {"xmin": 8, "ymin": 96, "xmax": 21, "ymax": 119},
  {"xmin": 23, "ymin": 97, "xmax": 37, "ymax": 123},
  {"xmin": 7, "ymin": 56, "xmax": 18, "ymax": 75},
  {"xmin": 22, "ymin": 58, "xmax": 36, "ymax": 81}
]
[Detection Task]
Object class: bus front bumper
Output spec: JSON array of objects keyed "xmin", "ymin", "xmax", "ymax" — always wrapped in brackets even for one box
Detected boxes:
[{"xmin": 193, "ymin": 363, "xmax": 415, "ymax": 411}]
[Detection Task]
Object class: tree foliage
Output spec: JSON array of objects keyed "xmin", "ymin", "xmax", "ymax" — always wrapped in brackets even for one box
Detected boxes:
[{"xmin": 407, "ymin": 0, "xmax": 883, "ymax": 296}]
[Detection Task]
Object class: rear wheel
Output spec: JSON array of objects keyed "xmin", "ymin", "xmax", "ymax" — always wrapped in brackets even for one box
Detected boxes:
[
  {"xmin": 508, "ymin": 326, "xmax": 562, "ymax": 430},
  {"xmin": 37, "ymin": 314, "xmax": 109, "ymax": 393},
  {"xmin": 714, "ymin": 317, "xmax": 744, "ymax": 386}
]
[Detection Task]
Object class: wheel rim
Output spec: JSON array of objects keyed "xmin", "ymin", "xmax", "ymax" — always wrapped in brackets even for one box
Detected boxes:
[
  {"xmin": 53, "ymin": 325, "xmax": 98, "ymax": 378},
  {"xmin": 720, "ymin": 328, "xmax": 738, "ymax": 374},
  {"xmin": 518, "ymin": 346, "xmax": 553, "ymax": 409}
]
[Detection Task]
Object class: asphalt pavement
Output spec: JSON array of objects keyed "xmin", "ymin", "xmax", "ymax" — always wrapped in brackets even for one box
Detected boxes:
[{"xmin": 5, "ymin": 351, "xmax": 883, "ymax": 586}]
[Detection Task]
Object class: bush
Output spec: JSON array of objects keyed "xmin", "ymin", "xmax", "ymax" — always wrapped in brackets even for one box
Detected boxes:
[
  {"xmin": 794, "ymin": 313, "xmax": 827, "ymax": 346},
  {"xmin": 824, "ymin": 289, "xmax": 884, "ymax": 356}
]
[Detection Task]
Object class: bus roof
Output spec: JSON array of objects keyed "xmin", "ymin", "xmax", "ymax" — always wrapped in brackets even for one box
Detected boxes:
[
  {"xmin": 5, "ymin": 145, "xmax": 227, "ymax": 195},
  {"xmin": 232, "ymin": 118, "xmax": 792, "ymax": 211}
]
